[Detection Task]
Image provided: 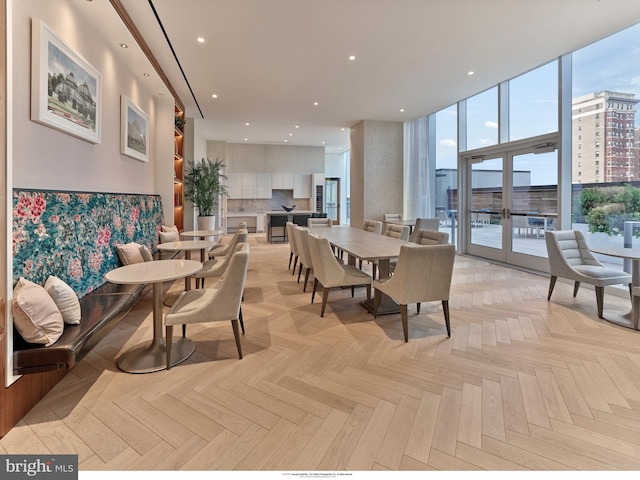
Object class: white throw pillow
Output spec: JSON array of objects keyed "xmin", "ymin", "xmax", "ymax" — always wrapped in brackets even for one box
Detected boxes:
[
  {"xmin": 12, "ymin": 278, "xmax": 64, "ymax": 346},
  {"xmin": 140, "ymin": 244, "xmax": 153, "ymax": 262},
  {"xmin": 116, "ymin": 242, "xmax": 145, "ymax": 265},
  {"xmin": 44, "ymin": 276, "xmax": 81, "ymax": 325},
  {"xmin": 159, "ymin": 231, "xmax": 179, "ymax": 243}
]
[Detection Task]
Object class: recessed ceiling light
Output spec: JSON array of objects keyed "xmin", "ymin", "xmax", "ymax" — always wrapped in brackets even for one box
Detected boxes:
[
  {"xmin": 468, "ymin": 71, "xmax": 475, "ymax": 76},
  {"xmin": 322, "ymin": 141, "xmax": 326, "ymax": 145},
  {"xmin": 197, "ymin": 37, "xmax": 205, "ymax": 43},
  {"xmin": 119, "ymin": 43, "xmax": 128, "ymax": 48},
  {"xmin": 284, "ymin": 140, "xmax": 288, "ymax": 143},
  {"xmin": 158, "ymin": 93, "xmax": 164, "ymax": 97},
  {"xmin": 341, "ymin": 127, "xmax": 345, "ymax": 131},
  {"xmin": 295, "ymin": 125, "xmax": 300, "ymax": 129},
  {"xmin": 348, "ymin": 55, "xmax": 356, "ymax": 61},
  {"xmin": 244, "ymin": 138, "xmax": 248, "ymax": 141},
  {"xmin": 245, "ymin": 122, "xmax": 250, "ymax": 126},
  {"xmin": 400, "ymin": 108, "xmax": 405, "ymax": 112},
  {"xmin": 211, "ymin": 94, "xmax": 218, "ymax": 98},
  {"xmin": 143, "ymin": 73, "xmax": 150, "ymax": 77},
  {"xmin": 289, "ymin": 133, "xmax": 293, "ymax": 136},
  {"xmin": 313, "ymin": 102, "xmax": 319, "ymax": 106}
]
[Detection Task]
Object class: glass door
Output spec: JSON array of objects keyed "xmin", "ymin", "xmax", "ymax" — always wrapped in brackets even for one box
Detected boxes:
[
  {"xmin": 325, "ymin": 178, "xmax": 340, "ymax": 224},
  {"xmin": 465, "ymin": 140, "xmax": 558, "ymax": 270}
]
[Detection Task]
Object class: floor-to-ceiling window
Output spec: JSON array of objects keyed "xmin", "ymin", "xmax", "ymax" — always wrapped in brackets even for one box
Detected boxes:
[
  {"xmin": 434, "ymin": 104, "xmax": 457, "ymax": 243},
  {"xmin": 571, "ymin": 22, "xmax": 640, "ymax": 271}
]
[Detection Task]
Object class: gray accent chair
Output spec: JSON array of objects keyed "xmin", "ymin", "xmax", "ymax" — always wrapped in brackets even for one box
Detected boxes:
[
  {"xmin": 374, "ymin": 244, "xmax": 455, "ymax": 341},
  {"xmin": 545, "ymin": 230, "xmax": 631, "ymax": 318}
]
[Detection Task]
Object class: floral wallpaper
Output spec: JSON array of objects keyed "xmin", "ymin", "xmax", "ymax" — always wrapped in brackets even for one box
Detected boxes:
[{"xmin": 13, "ymin": 190, "xmax": 164, "ymax": 298}]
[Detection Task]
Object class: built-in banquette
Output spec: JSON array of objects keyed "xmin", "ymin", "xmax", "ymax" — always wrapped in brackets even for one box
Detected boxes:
[{"xmin": 6, "ymin": 189, "xmax": 165, "ymax": 431}]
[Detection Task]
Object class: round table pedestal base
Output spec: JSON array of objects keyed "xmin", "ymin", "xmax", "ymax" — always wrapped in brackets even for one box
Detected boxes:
[
  {"xmin": 117, "ymin": 337, "xmax": 195, "ymax": 373},
  {"xmin": 601, "ymin": 306, "xmax": 636, "ymax": 330}
]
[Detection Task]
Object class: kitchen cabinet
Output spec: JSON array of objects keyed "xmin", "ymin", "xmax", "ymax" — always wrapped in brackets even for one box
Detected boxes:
[
  {"xmin": 293, "ymin": 173, "xmax": 311, "ymax": 199},
  {"xmin": 241, "ymin": 173, "xmax": 257, "ymax": 199},
  {"xmin": 257, "ymin": 173, "xmax": 272, "ymax": 198},
  {"xmin": 227, "ymin": 173, "xmax": 242, "ymax": 199}
]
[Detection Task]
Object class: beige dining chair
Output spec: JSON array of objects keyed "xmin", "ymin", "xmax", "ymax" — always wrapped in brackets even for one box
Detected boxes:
[
  {"xmin": 286, "ymin": 222, "xmax": 299, "ymax": 273},
  {"xmin": 383, "ymin": 213, "xmax": 402, "ymax": 222},
  {"xmin": 413, "ymin": 229, "xmax": 449, "ymax": 245},
  {"xmin": 545, "ymin": 230, "xmax": 631, "ymax": 318},
  {"xmin": 409, "ymin": 218, "xmax": 440, "ymax": 242},
  {"xmin": 363, "ymin": 219, "xmax": 383, "ymax": 234},
  {"xmin": 164, "ymin": 246, "xmax": 249, "ymax": 369},
  {"xmin": 292, "ymin": 226, "xmax": 314, "ymax": 291},
  {"xmin": 371, "ymin": 224, "xmax": 410, "ymax": 279},
  {"xmin": 308, "ymin": 217, "xmax": 333, "ymax": 227},
  {"xmin": 307, "ymin": 233, "xmax": 372, "ymax": 317},
  {"xmin": 195, "ymin": 242, "xmax": 249, "ymax": 289},
  {"xmin": 208, "ymin": 227, "xmax": 248, "ymax": 259},
  {"xmin": 374, "ymin": 244, "xmax": 455, "ymax": 341}
]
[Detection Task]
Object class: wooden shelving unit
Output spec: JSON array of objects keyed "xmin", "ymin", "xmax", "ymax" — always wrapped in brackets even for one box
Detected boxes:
[{"xmin": 174, "ymin": 106, "xmax": 185, "ymax": 231}]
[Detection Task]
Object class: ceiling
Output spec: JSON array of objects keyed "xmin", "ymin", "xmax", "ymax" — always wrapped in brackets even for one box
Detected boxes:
[{"xmin": 73, "ymin": 0, "xmax": 640, "ymax": 154}]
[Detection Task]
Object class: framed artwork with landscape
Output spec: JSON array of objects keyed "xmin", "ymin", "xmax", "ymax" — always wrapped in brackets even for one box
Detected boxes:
[
  {"xmin": 120, "ymin": 96, "xmax": 149, "ymax": 162},
  {"xmin": 31, "ymin": 18, "xmax": 102, "ymax": 144}
]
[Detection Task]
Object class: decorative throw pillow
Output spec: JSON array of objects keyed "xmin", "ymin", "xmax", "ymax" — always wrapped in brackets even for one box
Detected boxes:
[
  {"xmin": 162, "ymin": 225, "xmax": 179, "ymax": 233},
  {"xmin": 44, "ymin": 276, "xmax": 81, "ymax": 325},
  {"xmin": 116, "ymin": 242, "xmax": 145, "ymax": 265},
  {"xmin": 12, "ymin": 278, "xmax": 64, "ymax": 346},
  {"xmin": 159, "ymin": 231, "xmax": 179, "ymax": 243},
  {"xmin": 140, "ymin": 244, "xmax": 153, "ymax": 262}
]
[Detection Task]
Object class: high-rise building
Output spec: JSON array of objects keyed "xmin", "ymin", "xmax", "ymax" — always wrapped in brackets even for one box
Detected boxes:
[{"xmin": 571, "ymin": 91, "xmax": 639, "ymax": 183}]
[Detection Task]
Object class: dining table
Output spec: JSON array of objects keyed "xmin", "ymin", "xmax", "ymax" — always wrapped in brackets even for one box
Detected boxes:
[
  {"xmin": 157, "ymin": 239, "xmax": 216, "ymax": 288},
  {"xmin": 180, "ymin": 229, "xmax": 223, "ymax": 241},
  {"xmin": 589, "ymin": 245, "xmax": 640, "ymax": 330},
  {"xmin": 310, "ymin": 225, "xmax": 414, "ymax": 314},
  {"xmin": 105, "ymin": 259, "xmax": 203, "ymax": 373}
]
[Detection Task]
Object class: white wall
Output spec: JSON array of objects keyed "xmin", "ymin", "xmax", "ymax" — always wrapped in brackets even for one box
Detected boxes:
[
  {"xmin": 226, "ymin": 143, "xmax": 324, "ymax": 173},
  {"xmin": 11, "ymin": 0, "xmax": 172, "ymax": 194}
]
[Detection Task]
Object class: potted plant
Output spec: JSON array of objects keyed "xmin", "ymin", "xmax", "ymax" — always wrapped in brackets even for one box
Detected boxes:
[{"xmin": 183, "ymin": 157, "xmax": 228, "ymax": 230}]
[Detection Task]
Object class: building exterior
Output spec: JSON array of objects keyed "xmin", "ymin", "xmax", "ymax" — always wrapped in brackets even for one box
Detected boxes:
[{"xmin": 572, "ymin": 91, "xmax": 639, "ymax": 183}]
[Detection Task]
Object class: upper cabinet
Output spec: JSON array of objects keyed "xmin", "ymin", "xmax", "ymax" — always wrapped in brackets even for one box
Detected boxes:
[
  {"xmin": 228, "ymin": 172, "xmax": 313, "ymax": 199},
  {"xmin": 293, "ymin": 173, "xmax": 311, "ymax": 198}
]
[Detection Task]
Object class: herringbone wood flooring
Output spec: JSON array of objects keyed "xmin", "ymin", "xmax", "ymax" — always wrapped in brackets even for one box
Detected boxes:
[{"xmin": 3, "ymin": 234, "xmax": 640, "ymax": 472}]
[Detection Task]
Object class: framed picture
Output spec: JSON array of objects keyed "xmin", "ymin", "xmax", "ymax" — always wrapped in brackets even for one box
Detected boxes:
[
  {"xmin": 31, "ymin": 19, "xmax": 102, "ymax": 144},
  {"xmin": 120, "ymin": 96, "xmax": 149, "ymax": 162}
]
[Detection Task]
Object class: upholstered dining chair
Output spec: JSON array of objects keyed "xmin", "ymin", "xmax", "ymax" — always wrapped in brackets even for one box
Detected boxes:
[
  {"xmin": 286, "ymin": 222, "xmax": 300, "ymax": 273},
  {"xmin": 383, "ymin": 223, "xmax": 410, "ymax": 241},
  {"xmin": 545, "ymin": 230, "xmax": 631, "ymax": 318},
  {"xmin": 164, "ymin": 246, "xmax": 249, "ymax": 369},
  {"xmin": 208, "ymin": 227, "xmax": 248, "ymax": 259},
  {"xmin": 409, "ymin": 218, "xmax": 440, "ymax": 242},
  {"xmin": 308, "ymin": 217, "xmax": 333, "ymax": 227},
  {"xmin": 307, "ymin": 233, "xmax": 372, "ymax": 317},
  {"xmin": 413, "ymin": 229, "xmax": 449, "ymax": 245},
  {"xmin": 374, "ymin": 244, "xmax": 455, "ymax": 341},
  {"xmin": 292, "ymin": 226, "xmax": 314, "ymax": 291},
  {"xmin": 363, "ymin": 219, "xmax": 383, "ymax": 234},
  {"xmin": 383, "ymin": 213, "xmax": 402, "ymax": 222},
  {"xmin": 195, "ymin": 242, "xmax": 249, "ymax": 289}
]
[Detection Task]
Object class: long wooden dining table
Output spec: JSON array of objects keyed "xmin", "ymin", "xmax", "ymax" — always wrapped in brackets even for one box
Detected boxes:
[{"xmin": 309, "ymin": 225, "xmax": 414, "ymax": 313}]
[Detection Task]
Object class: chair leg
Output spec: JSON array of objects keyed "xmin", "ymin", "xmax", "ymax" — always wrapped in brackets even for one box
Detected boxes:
[
  {"xmin": 239, "ymin": 307, "xmax": 245, "ymax": 334},
  {"xmin": 182, "ymin": 324, "xmax": 186, "ymax": 337},
  {"xmin": 400, "ymin": 304, "xmax": 409, "ymax": 342},
  {"xmin": 351, "ymin": 286, "xmax": 354, "ymax": 297},
  {"xmin": 417, "ymin": 302, "xmax": 421, "ymax": 313},
  {"xmin": 165, "ymin": 325, "xmax": 174, "ymax": 370},
  {"xmin": 595, "ymin": 286, "xmax": 604, "ymax": 318},
  {"xmin": 359, "ymin": 259, "xmax": 363, "ymax": 270},
  {"xmin": 547, "ymin": 276, "xmax": 557, "ymax": 300},
  {"xmin": 312, "ymin": 278, "xmax": 318, "ymax": 303},
  {"xmin": 231, "ymin": 319, "xmax": 243, "ymax": 359},
  {"xmin": 442, "ymin": 300, "xmax": 451, "ymax": 337},
  {"xmin": 366, "ymin": 284, "xmax": 371, "ymax": 301},
  {"xmin": 304, "ymin": 268, "xmax": 311, "ymax": 292},
  {"xmin": 573, "ymin": 281, "xmax": 581, "ymax": 297},
  {"xmin": 321, "ymin": 287, "xmax": 330, "ymax": 317},
  {"xmin": 372, "ymin": 264, "xmax": 377, "ymax": 281},
  {"xmin": 292, "ymin": 256, "xmax": 298, "ymax": 275},
  {"xmin": 633, "ymin": 293, "xmax": 640, "ymax": 330},
  {"xmin": 297, "ymin": 263, "xmax": 303, "ymax": 283},
  {"xmin": 629, "ymin": 283, "xmax": 633, "ymax": 302},
  {"xmin": 289, "ymin": 251, "xmax": 293, "ymax": 269}
]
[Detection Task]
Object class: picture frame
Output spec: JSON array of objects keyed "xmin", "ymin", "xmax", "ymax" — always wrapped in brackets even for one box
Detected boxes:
[
  {"xmin": 31, "ymin": 18, "xmax": 102, "ymax": 144},
  {"xmin": 120, "ymin": 96, "xmax": 149, "ymax": 162}
]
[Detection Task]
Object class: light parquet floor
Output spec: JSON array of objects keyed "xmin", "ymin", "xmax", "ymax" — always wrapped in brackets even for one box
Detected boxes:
[{"xmin": 3, "ymin": 234, "xmax": 640, "ymax": 472}]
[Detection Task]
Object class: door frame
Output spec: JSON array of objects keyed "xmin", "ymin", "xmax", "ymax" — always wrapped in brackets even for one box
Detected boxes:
[{"xmin": 460, "ymin": 133, "xmax": 558, "ymax": 271}]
